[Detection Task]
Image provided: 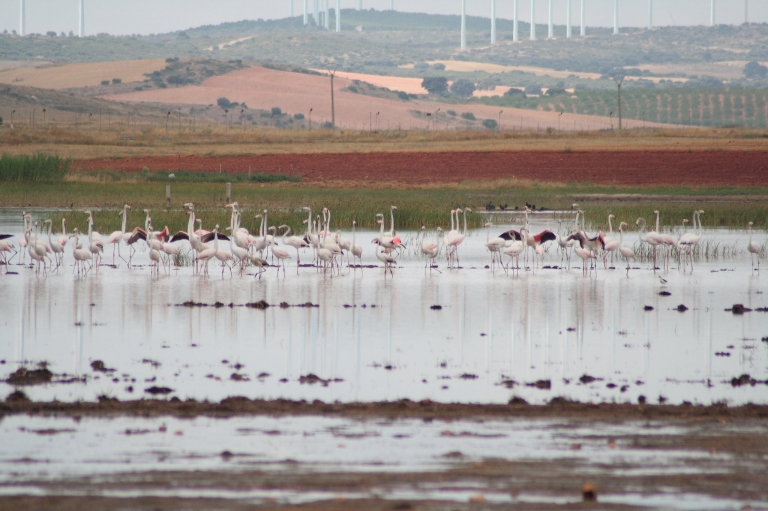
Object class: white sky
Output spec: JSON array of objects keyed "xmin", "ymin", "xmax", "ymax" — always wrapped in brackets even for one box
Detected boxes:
[{"xmin": 0, "ymin": 0, "xmax": 764, "ymax": 36}]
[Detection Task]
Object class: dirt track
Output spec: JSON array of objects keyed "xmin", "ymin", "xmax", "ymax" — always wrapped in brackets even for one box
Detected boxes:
[{"xmin": 76, "ymin": 150, "xmax": 768, "ymax": 186}]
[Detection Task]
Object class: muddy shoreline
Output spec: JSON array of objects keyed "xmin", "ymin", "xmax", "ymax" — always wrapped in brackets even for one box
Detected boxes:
[{"xmin": 3, "ymin": 396, "xmax": 768, "ymax": 421}]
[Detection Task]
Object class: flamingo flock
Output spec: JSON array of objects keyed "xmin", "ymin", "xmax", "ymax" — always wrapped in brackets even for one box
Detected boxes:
[{"xmin": 0, "ymin": 203, "xmax": 763, "ymax": 279}]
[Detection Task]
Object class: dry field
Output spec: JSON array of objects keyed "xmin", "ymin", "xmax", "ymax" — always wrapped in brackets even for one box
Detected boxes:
[
  {"xmin": 103, "ymin": 65, "xmax": 670, "ymax": 131},
  {"xmin": 427, "ymin": 60, "xmax": 687, "ymax": 84},
  {"xmin": 0, "ymin": 59, "xmax": 167, "ymax": 89}
]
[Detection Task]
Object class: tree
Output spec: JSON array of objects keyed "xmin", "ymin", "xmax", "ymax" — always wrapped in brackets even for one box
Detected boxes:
[
  {"xmin": 421, "ymin": 76, "xmax": 448, "ymax": 95},
  {"xmin": 524, "ymin": 85, "xmax": 542, "ymax": 96},
  {"xmin": 217, "ymin": 97, "xmax": 238, "ymax": 109},
  {"xmin": 505, "ymin": 88, "xmax": 524, "ymax": 97},
  {"xmin": 744, "ymin": 61, "xmax": 768, "ymax": 79},
  {"xmin": 450, "ymin": 79, "xmax": 476, "ymax": 98},
  {"xmin": 482, "ymin": 119, "xmax": 498, "ymax": 130}
]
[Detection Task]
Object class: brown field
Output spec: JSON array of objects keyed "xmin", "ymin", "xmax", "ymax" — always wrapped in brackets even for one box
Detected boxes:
[
  {"xmin": 0, "ymin": 59, "xmax": 167, "ymax": 89},
  {"xmin": 2, "ymin": 128, "xmax": 765, "ymax": 161},
  {"xmin": 75, "ymin": 149, "xmax": 768, "ymax": 186},
  {"xmin": 103, "ymin": 65, "xmax": 671, "ymax": 131}
]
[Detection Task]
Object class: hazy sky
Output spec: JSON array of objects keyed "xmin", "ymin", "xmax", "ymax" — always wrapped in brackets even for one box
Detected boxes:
[{"xmin": 1, "ymin": 0, "xmax": 765, "ymax": 37}]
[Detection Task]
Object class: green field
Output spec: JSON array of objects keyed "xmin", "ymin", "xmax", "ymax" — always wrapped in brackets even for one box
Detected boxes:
[
  {"xmin": 479, "ymin": 88, "xmax": 768, "ymax": 127},
  {"xmin": 2, "ymin": 181, "xmax": 767, "ymax": 238}
]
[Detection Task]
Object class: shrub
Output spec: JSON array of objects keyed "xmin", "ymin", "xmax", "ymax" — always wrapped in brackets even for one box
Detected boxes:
[
  {"xmin": 112, "ymin": 78, "xmax": 122, "ymax": 84},
  {"xmin": 271, "ymin": 107, "xmax": 282, "ymax": 116},
  {"xmin": 397, "ymin": 91, "xmax": 409, "ymax": 100},
  {"xmin": 446, "ymin": 110, "xmax": 457, "ymax": 116},
  {"xmin": 546, "ymin": 88, "xmax": 567, "ymax": 96},
  {"xmin": 347, "ymin": 85, "xmax": 358, "ymax": 93},
  {"xmin": 450, "ymin": 79, "xmax": 476, "ymax": 98},
  {"xmin": 217, "ymin": 97, "xmax": 238, "ymax": 109},
  {"xmin": 460, "ymin": 112, "xmax": 476, "ymax": 121},
  {"xmin": 414, "ymin": 62, "xmax": 430, "ymax": 70},
  {"xmin": 431, "ymin": 63, "xmax": 446, "ymax": 71},
  {"xmin": 744, "ymin": 60, "xmax": 768, "ymax": 79},
  {"xmin": 100, "ymin": 80, "xmax": 110, "ymax": 86},
  {"xmin": 482, "ymin": 119, "xmax": 498, "ymax": 130},
  {"xmin": 0, "ymin": 154, "xmax": 70, "ymax": 182},
  {"xmin": 505, "ymin": 88, "xmax": 524, "ymax": 96},
  {"xmin": 166, "ymin": 75, "xmax": 187, "ymax": 85},
  {"xmin": 294, "ymin": 113, "xmax": 305, "ymax": 120},
  {"xmin": 422, "ymin": 76, "xmax": 448, "ymax": 95}
]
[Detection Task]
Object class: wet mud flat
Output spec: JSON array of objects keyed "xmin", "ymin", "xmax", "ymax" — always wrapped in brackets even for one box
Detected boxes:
[{"xmin": 1, "ymin": 399, "xmax": 768, "ymax": 511}]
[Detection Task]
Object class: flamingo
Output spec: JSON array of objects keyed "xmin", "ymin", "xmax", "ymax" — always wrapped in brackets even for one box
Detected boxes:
[
  {"xmin": 484, "ymin": 222, "xmax": 505, "ymax": 272},
  {"xmin": 447, "ymin": 208, "xmax": 470, "ymax": 268},
  {"xmin": 316, "ymin": 226, "xmax": 335, "ymax": 276},
  {"xmin": 600, "ymin": 214, "xmax": 620, "ymax": 267},
  {"xmin": 0, "ymin": 235, "xmax": 16, "ymax": 268},
  {"xmin": 373, "ymin": 224, "xmax": 397, "ymax": 279},
  {"xmin": 213, "ymin": 225, "xmax": 234, "ymax": 277},
  {"xmin": 27, "ymin": 222, "xmax": 49, "ymax": 277},
  {"xmin": 107, "ymin": 204, "xmax": 131, "ymax": 265},
  {"xmin": 18, "ymin": 212, "xmax": 29, "ymax": 265},
  {"xmin": 636, "ymin": 217, "xmax": 663, "ymax": 272},
  {"xmin": 747, "ymin": 221, "xmax": 761, "ymax": 270},
  {"xmin": 84, "ymin": 210, "xmax": 103, "ymax": 269},
  {"xmin": 69, "ymin": 228, "xmax": 92, "ymax": 276},
  {"xmin": 272, "ymin": 226, "xmax": 293, "ymax": 276},
  {"xmin": 146, "ymin": 225, "xmax": 163, "ymax": 276},
  {"xmin": 679, "ymin": 210, "xmax": 703, "ymax": 272},
  {"xmin": 226, "ymin": 227, "xmax": 250, "ymax": 275},
  {"xmin": 350, "ymin": 221, "xmax": 363, "ymax": 270},
  {"xmin": 503, "ymin": 230, "xmax": 525, "ymax": 275},
  {"xmin": 421, "ymin": 226, "xmax": 443, "ymax": 274},
  {"xmin": 574, "ymin": 245, "xmax": 597, "ymax": 276},
  {"xmin": 654, "ymin": 210, "xmax": 676, "ymax": 270},
  {"xmin": 44, "ymin": 219, "xmax": 64, "ymax": 270},
  {"xmin": 57, "ymin": 218, "xmax": 68, "ymax": 249},
  {"xmin": 282, "ymin": 225, "xmax": 309, "ymax": 273},
  {"xmin": 618, "ymin": 222, "xmax": 636, "ymax": 277}
]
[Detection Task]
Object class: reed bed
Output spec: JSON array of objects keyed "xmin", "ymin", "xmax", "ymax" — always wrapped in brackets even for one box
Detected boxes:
[{"xmin": 0, "ymin": 154, "xmax": 70, "ymax": 182}]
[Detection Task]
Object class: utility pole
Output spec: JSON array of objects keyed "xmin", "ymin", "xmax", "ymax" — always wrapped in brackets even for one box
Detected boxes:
[
  {"xmin": 611, "ymin": 71, "xmax": 625, "ymax": 130},
  {"xmin": 326, "ymin": 67, "xmax": 337, "ymax": 129}
]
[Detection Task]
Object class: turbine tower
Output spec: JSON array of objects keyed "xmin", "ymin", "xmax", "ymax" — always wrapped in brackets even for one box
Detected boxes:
[
  {"xmin": 79, "ymin": 0, "xmax": 85, "ymax": 37},
  {"xmin": 359, "ymin": 0, "xmax": 362, "ymax": 9},
  {"xmin": 291, "ymin": 0, "xmax": 294, "ymax": 18},
  {"xmin": 19, "ymin": 0, "xmax": 25, "ymax": 36},
  {"xmin": 513, "ymin": 0, "xmax": 519, "ymax": 41},
  {"xmin": 491, "ymin": 0, "xmax": 496, "ymax": 45},
  {"xmin": 566, "ymin": 0, "xmax": 571, "ymax": 38},
  {"xmin": 336, "ymin": 0, "xmax": 340, "ymax": 32},
  {"xmin": 461, "ymin": 0, "xmax": 466, "ymax": 51},
  {"xmin": 647, "ymin": 0, "xmax": 652, "ymax": 30},
  {"xmin": 325, "ymin": 0, "xmax": 329, "ymax": 29},
  {"xmin": 613, "ymin": 0, "xmax": 618, "ymax": 35},
  {"xmin": 710, "ymin": 0, "xmax": 714, "ymax": 26},
  {"xmin": 580, "ymin": 0, "xmax": 585, "ymax": 36},
  {"xmin": 313, "ymin": 0, "xmax": 318, "ymax": 25},
  {"xmin": 744, "ymin": 0, "xmax": 748, "ymax": 24},
  {"xmin": 530, "ymin": 0, "xmax": 536, "ymax": 40},
  {"xmin": 390, "ymin": 0, "xmax": 393, "ymax": 10},
  {"xmin": 304, "ymin": 0, "xmax": 308, "ymax": 24},
  {"xmin": 548, "ymin": 0, "xmax": 553, "ymax": 38}
]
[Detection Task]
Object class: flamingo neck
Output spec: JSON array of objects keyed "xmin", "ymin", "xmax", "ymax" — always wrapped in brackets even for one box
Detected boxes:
[{"xmin": 608, "ymin": 216, "xmax": 613, "ymax": 234}]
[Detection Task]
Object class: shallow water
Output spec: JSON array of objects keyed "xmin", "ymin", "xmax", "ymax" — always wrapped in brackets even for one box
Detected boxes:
[
  {"xmin": 0, "ymin": 414, "xmax": 766, "ymax": 510},
  {"xmin": 1, "ymin": 208, "xmax": 767, "ymax": 406}
]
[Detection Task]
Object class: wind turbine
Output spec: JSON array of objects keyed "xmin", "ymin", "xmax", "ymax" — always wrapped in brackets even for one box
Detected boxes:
[
  {"xmin": 491, "ymin": 0, "xmax": 496, "ymax": 45},
  {"xmin": 548, "ymin": 0, "xmax": 553, "ymax": 38},
  {"xmin": 513, "ymin": 0, "xmax": 519, "ymax": 41},
  {"xmin": 79, "ymin": 0, "xmax": 85, "ymax": 37},
  {"xmin": 530, "ymin": 0, "xmax": 536, "ymax": 40},
  {"xmin": 304, "ymin": 0, "xmax": 308, "ymax": 24},
  {"xmin": 461, "ymin": 0, "xmax": 466, "ymax": 51},
  {"xmin": 580, "ymin": 0, "xmax": 585, "ymax": 36},
  {"xmin": 566, "ymin": 0, "xmax": 571, "ymax": 38},
  {"xmin": 19, "ymin": 0, "xmax": 25, "ymax": 36},
  {"xmin": 710, "ymin": 0, "xmax": 715, "ymax": 26},
  {"xmin": 336, "ymin": 0, "xmax": 340, "ymax": 31},
  {"xmin": 647, "ymin": 0, "xmax": 652, "ymax": 30},
  {"xmin": 613, "ymin": 0, "xmax": 618, "ymax": 35}
]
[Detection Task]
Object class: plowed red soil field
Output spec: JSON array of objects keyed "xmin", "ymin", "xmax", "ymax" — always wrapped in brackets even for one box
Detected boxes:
[{"xmin": 76, "ymin": 150, "xmax": 768, "ymax": 186}]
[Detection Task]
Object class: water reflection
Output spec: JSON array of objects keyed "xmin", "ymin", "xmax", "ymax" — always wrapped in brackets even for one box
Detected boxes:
[{"xmin": 1, "ymin": 212, "xmax": 767, "ymax": 405}]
